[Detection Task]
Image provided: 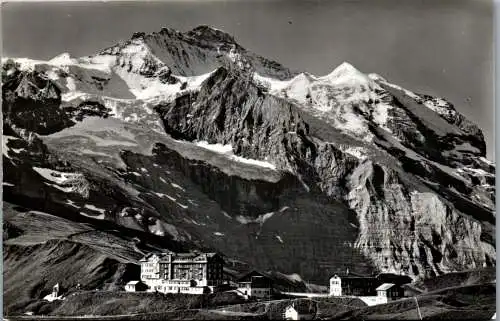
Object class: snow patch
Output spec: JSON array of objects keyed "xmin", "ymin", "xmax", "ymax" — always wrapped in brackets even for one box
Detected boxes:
[
  {"xmin": 195, "ymin": 141, "xmax": 233, "ymax": 154},
  {"xmin": 195, "ymin": 141, "xmax": 276, "ymax": 169},
  {"xmin": 177, "ymin": 203, "xmax": 188, "ymax": 209},
  {"xmin": 236, "ymin": 212, "xmax": 275, "ymax": 225},
  {"xmin": 49, "ymin": 52, "xmax": 74, "ymax": 65},
  {"xmin": 479, "ymin": 157, "xmax": 494, "ymax": 166},
  {"xmin": 221, "ymin": 211, "xmax": 232, "ymax": 219},
  {"xmin": 148, "ymin": 219, "xmax": 166, "ymax": 237},
  {"xmin": 84, "ymin": 204, "xmax": 106, "ymax": 214},
  {"xmin": 463, "ymin": 167, "xmax": 494, "ymax": 177},
  {"xmin": 45, "ymin": 69, "xmax": 60, "ymax": 81},
  {"xmin": 284, "ymin": 273, "xmax": 303, "ymax": 283},
  {"xmin": 80, "ymin": 211, "xmax": 105, "ymax": 220},
  {"xmin": 65, "ymin": 200, "xmax": 80, "ymax": 208},
  {"xmin": 45, "ymin": 183, "xmax": 77, "ymax": 193},
  {"xmin": 339, "ymin": 146, "xmax": 369, "ymax": 160},
  {"xmin": 372, "ymin": 103, "xmax": 393, "ymax": 133},
  {"xmin": 2, "ymin": 135, "xmax": 17, "ymax": 159},
  {"xmin": 452, "ymin": 142, "xmax": 481, "ymax": 153},
  {"xmin": 32, "ymin": 167, "xmax": 89, "ymax": 197},
  {"xmin": 171, "ymin": 183, "xmax": 186, "ymax": 192},
  {"xmin": 154, "ymin": 192, "xmax": 177, "ymax": 203}
]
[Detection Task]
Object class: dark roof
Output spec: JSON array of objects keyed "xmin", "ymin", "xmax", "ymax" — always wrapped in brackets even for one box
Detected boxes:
[
  {"xmin": 330, "ymin": 271, "xmax": 370, "ymax": 279},
  {"xmin": 139, "ymin": 253, "xmax": 157, "ymax": 261},
  {"xmin": 127, "ymin": 280, "xmax": 147, "ymax": 285},
  {"xmin": 401, "ymin": 284, "xmax": 424, "ymax": 294},
  {"xmin": 376, "ymin": 273, "xmax": 412, "ymax": 285},
  {"xmin": 331, "ymin": 272, "xmax": 412, "ymax": 282},
  {"xmin": 237, "ymin": 270, "xmax": 273, "ymax": 283},
  {"xmin": 141, "ymin": 251, "xmax": 223, "ymax": 262}
]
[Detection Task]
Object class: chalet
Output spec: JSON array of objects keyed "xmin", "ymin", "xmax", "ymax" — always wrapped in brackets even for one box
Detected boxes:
[
  {"xmin": 329, "ymin": 273, "xmax": 377, "ymax": 296},
  {"xmin": 139, "ymin": 251, "xmax": 225, "ymax": 294},
  {"xmin": 125, "ymin": 281, "xmax": 148, "ymax": 292},
  {"xmin": 375, "ymin": 273, "xmax": 412, "ymax": 286},
  {"xmin": 329, "ymin": 270, "xmax": 411, "ymax": 297},
  {"xmin": 376, "ymin": 283, "xmax": 404, "ymax": 302},
  {"xmin": 237, "ymin": 271, "xmax": 273, "ymax": 299},
  {"xmin": 283, "ymin": 300, "xmax": 317, "ymax": 320}
]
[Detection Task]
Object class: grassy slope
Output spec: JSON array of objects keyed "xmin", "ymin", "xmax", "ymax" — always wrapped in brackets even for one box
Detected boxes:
[
  {"xmin": 414, "ymin": 267, "xmax": 496, "ymax": 292},
  {"xmin": 333, "ymin": 283, "xmax": 496, "ymax": 320},
  {"xmin": 3, "ymin": 203, "xmax": 153, "ymax": 315},
  {"xmin": 49, "ymin": 291, "xmax": 248, "ymax": 316}
]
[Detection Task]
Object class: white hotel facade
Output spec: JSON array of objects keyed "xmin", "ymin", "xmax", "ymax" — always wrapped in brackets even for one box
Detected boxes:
[{"xmin": 140, "ymin": 251, "xmax": 225, "ymax": 294}]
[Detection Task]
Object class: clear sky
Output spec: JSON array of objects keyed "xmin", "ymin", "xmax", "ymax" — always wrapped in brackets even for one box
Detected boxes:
[{"xmin": 1, "ymin": 0, "xmax": 494, "ymax": 160}]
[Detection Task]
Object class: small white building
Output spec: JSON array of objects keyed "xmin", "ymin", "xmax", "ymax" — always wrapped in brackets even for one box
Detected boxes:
[
  {"xmin": 329, "ymin": 274, "xmax": 342, "ymax": 296},
  {"xmin": 376, "ymin": 283, "xmax": 404, "ymax": 303},
  {"xmin": 125, "ymin": 281, "xmax": 148, "ymax": 292},
  {"xmin": 52, "ymin": 283, "xmax": 59, "ymax": 298},
  {"xmin": 43, "ymin": 283, "xmax": 64, "ymax": 302},
  {"xmin": 283, "ymin": 300, "xmax": 317, "ymax": 320}
]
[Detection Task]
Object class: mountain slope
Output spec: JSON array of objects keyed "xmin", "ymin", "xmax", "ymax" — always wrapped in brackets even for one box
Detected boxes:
[{"xmin": 2, "ymin": 25, "xmax": 495, "ymax": 293}]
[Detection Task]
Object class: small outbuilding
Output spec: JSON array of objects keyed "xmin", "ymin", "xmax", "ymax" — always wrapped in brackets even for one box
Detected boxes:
[
  {"xmin": 125, "ymin": 280, "xmax": 148, "ymax": 292},
  {"xmin": 284, "ymin": 300, "xmax": 317, "ymax": 320},
  {"xmin": 376, "ymin": 283, "xmax": 404, "ymax": 301}
]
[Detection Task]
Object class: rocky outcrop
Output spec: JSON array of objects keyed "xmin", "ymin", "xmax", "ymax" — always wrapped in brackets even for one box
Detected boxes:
[
  {"xmin": 155, "ymin": 67, "xmax": 358, "ymax": 195},
  {"xmin": 2, "ymin": 70, "xmax": 73, "ymax": 135},
  {"xmin": 156, "ymin": 64, "xmax": 495, "ymax": 279}
]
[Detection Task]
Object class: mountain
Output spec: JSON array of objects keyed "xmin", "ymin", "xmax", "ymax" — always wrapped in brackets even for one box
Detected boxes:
[{"xmin": 2, "ymin": 25, "xmax": 495, "ymax": 302}]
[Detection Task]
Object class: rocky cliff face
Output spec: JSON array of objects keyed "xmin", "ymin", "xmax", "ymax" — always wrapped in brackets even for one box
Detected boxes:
[
  {"xmin": 156, "ymin": 64, "xmax": 495, "ymax": 279},
  {"xmin": 2, "ymin": 25, "xmax": 495, "ymax": 287}
]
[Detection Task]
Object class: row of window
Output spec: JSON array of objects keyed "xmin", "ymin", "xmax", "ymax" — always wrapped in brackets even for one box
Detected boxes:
[
  {"xmin": 253, "ymin": 289, "xmax": 270, "ymax": 295},
  {"xmin": 154, "ymin": 286, "xmax": 192, "ymax": 291}
]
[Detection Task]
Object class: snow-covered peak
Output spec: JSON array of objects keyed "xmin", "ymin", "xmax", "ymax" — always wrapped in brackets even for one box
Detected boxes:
[
  {"xmin": 49, "ymin": 52, "xmax": 74, "ymax": 65},
  {"xmin": 329, "ymin": 61, "xmax": 360, "ymax": 76},
  {"xmin": 319, "ymin": 61, "xmax": 372, "ymax": 86}
]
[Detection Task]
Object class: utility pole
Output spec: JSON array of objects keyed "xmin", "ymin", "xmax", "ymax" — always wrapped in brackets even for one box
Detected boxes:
[{"xmin": 414, "ymin": 296, "xmax": 422, "ymax": 320}]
